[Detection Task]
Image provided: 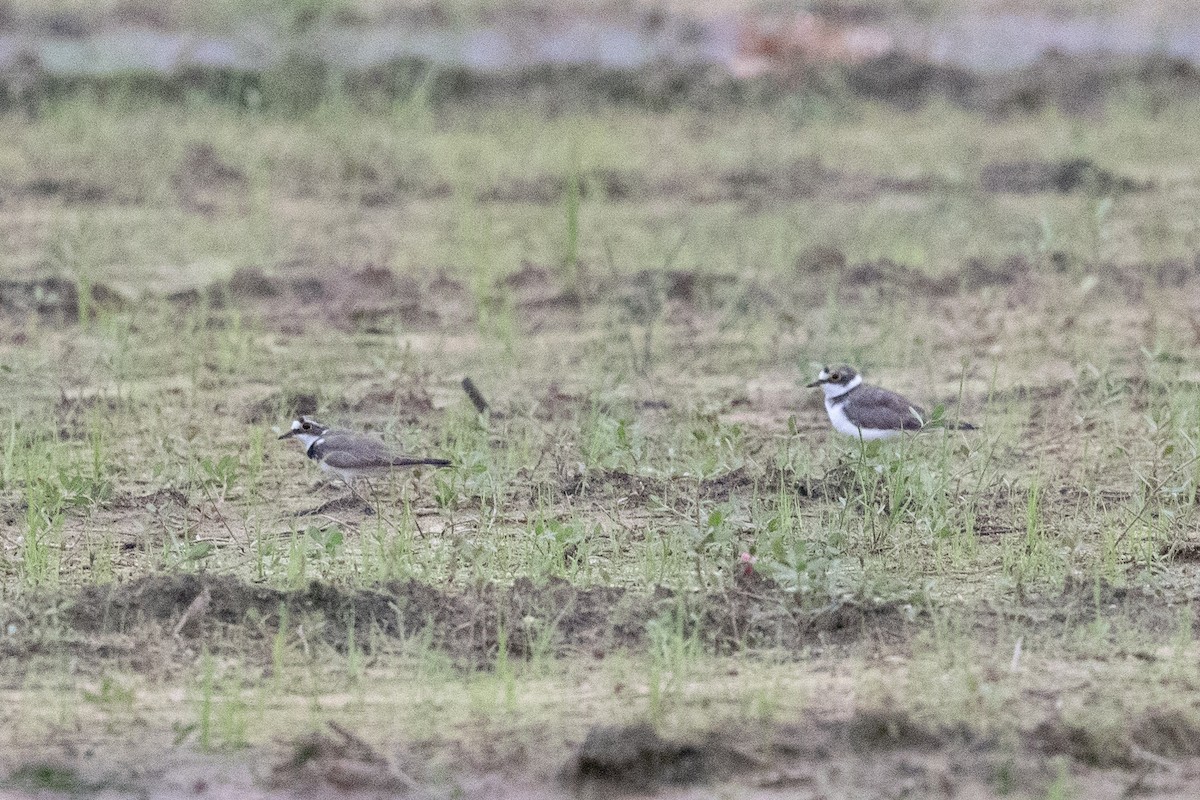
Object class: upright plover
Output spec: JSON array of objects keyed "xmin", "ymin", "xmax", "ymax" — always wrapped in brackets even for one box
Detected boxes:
[{"xmin": 807, "ymin": 365, "xmax": 975, "ymax": 440}]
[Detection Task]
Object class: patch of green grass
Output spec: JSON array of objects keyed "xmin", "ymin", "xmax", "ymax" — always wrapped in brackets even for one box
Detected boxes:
[{"xmin": 8, "ymin": 763, "xmax": 90, "ymax": 793}]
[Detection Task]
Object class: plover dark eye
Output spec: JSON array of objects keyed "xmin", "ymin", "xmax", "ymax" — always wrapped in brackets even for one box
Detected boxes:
[{"xmin": 301, "ymin": 422, "xmax": 312, "ymax": 431}]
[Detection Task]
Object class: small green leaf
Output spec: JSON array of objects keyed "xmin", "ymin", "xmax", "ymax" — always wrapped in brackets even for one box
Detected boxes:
[{"xmin": 182, "ymin": 542, "xmax": 215, "ymax": 562}]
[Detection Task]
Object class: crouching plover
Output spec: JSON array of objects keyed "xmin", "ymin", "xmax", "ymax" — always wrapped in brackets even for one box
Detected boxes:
[
  {"xmin": 807, "ymin": 365, "xmax": 975, "ymax": 440},
  {"xmin": 279, "ymin": 416, "xmax": 450, "ymax": 509}
]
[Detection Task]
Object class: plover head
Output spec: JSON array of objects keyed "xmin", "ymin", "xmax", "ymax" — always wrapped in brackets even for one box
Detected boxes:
[
  {"xmin": 806, "ymin": 364, "xmax": 861, "ymax": 396},
  {"xmin": 278, "ymin": 415, "xmax": 330, "ymax": 447}
]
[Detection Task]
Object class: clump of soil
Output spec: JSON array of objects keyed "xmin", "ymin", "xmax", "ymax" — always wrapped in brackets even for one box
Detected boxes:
[
  {"xmin": 1132, "ymin": 708, "xmax": 1200, "ymax": 758},
  {"xmin": 479, "ymin": 174, "xmax": 572, "ymax": 204},
  {"xmin": 794, "ymin": 245, "xmax": 848, "ymax": 273},
  {"xmin": 53, "ymin": 572, "xmax": 910, "ymax": 667},
  {"xmin": 21, "ymin": 176, "xmax": 113, "ymax": 203},
  {"xmin": 202, "ymin": 263, "xmax": 443, "ymax": 332},
  {"xmin": 844, "ymin": 51, "xmax": 975, "ymax": 109},
  {"xmin": 845, "ymin": 709, "xmax": 951, "ymax": 750},
  {"xmin": 840, "ymin": 258, "xmax": 959, "ymax": 296},
  {"xmin": 0, "ymin": 277, "xmax": 127, "ymax": 323},
  {"xmin": 558, "ymin": 465, "xmax": 789, "ymax": 505},
  {"xmin": 173, "ymin": 142, "xmax": 245, "ymax": 190},
  {"xmin": 1033, "ymin": 707, "xmax": 1200, "ymax": 768},
  {"xmin": 568, "ymin": 722, "xmax": 756, "ymax": 789},
  {"xmin": 980, "ymin": 158, "xmax": 1146, "ymax": 194},
  {"xmin": 315, "ymin": 264, "xmax": 431, "ymax": 332},
  {"xmin": 720, "ymin": 159, "xmax": 825, "ymax": 200},
  {"xmin": 567, "ymin": 711, "xmax": 973, "ymax": 792},
  {"xmin": 1032, "ymin": 717, "xmax": 1131, "ymax": 766},
  {"xmin": 240, "ymin": 390, "xmax": 320, "ymax": 423},
  {"xmin": 499, "ymin": 261, "xmax": 580, "ymax": 311},
  {"xmin": 269, "ymin": 722, "xmax": 415, "ymax": 794},
  {"xmin": 1163, "ymin": 540, "xmax": 1200, "ymax": 563},
  {"xmin": 225, "ymin": 266, "xmax": 280, "ymax": 300}
]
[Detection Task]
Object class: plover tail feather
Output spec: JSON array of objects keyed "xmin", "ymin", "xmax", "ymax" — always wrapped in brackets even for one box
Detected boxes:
[{"xmin": 390, "ymin": 456, "xmax": 452, "ymax": 468}]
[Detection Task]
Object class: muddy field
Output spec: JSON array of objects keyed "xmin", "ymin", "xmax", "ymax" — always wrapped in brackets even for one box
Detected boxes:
[{"xmin": 2, "ymin": 2, "xmax": 1200, "ymax": 798}]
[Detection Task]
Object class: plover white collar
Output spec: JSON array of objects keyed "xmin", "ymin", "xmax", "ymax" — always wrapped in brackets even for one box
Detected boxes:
[
  {"xmin": 278, "ymin": 415, "xmax": 451, "ymax": 485},
  {"xmin": 806, "ymin": 364, "xmax": 975, "ymax": 440}
]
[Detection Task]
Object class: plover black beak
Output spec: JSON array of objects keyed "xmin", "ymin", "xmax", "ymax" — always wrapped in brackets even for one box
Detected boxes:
[
  {"xmin": 805, "ymin": 378, "xmax": 826, "ymax": 388},
  {"xmin": 278, "ymin": 429, "xmax": 296, "ymax": 440}
]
